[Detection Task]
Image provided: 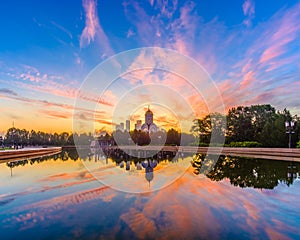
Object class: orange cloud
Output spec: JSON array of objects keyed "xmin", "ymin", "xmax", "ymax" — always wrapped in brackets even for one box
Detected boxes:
[
  {"xmin": 120, "ymin": 208, "xmax": 156, "ymax": 239},
  {"xmin": 39, "ymin": 109, "xmax": 71, "ymax": 119}
]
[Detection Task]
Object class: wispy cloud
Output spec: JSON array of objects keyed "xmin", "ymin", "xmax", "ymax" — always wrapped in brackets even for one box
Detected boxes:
[
  {"xmin": 122, "ymin": 1, "xmax": 300, "ymax": 116},
  {"xmin": 80, "ymin": 0, "xmax": 113, "ymax": 57},
  {"xmin": 2, "ymin": 63, "xmax": 115, "ymax": 107},
  {"xmin": 51, "ymin": 20, "xmax": 73, "ymax": 39},
  {"xmin": 0, "ymin": 88, "xmax": 111, "ymax": 122},
  {"xmin": 259, "ymin": 4, "xmax": 300, "ymax": 67},
  {"xmin": 0, "ymin": 88, "xmax": 17, "ymax": 96},
  {"xmin": 80, "ymin": 0, "xmax": 98, "ymax": 47},
  {"xmin": 243, "ymin": 0, "xmax": 255, "ymax": 26},
  {"xmin": 215, "ymin": 2, "xmax": 300, "ymax": 112},
  {"xmin": 123, "ymin": 0, "xmax": 198, "ymax": 56},
  {"xmin": 39, "ymin": 109, "xmax": 72, "ymax": 119}
]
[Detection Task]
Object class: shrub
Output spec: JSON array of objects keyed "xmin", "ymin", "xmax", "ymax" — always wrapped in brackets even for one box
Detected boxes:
[
  {"xmin": 226, "ymin": 141, "xmax": 262, "ymax": 148},
  {"xmin": 297, "ymin": 140, "xmax": 300, "ymax": 148},
  {"xmin": 198, "ymin": 142, "xmax": 209, "ymax": 147}
]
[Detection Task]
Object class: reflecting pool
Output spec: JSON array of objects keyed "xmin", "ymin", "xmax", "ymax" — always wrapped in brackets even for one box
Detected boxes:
[{"xmin": 0, "ymin": 150, "xmax": 300, "ymax": 239}]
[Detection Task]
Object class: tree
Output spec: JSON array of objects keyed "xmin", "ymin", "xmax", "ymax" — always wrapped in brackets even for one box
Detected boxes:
[
  {"xmin": 250, "ymin": 104, "xmax": 276, "ymax": 140},
  {"xmin": 165, "ymin": 128, "xmax": 180, "ymax": 145},
  {"xmin": 226, "ymin": 106, "xmax": 254, "ymax": 142},
  {"xmin": 191, "ymin": 116, "xmax": 211, "ymax": 144},
  {"xmin": 258, "ymin": 112, "xmax": 286, "ymax": 147},
  {"xmin": 191, "ymin": 113, "xmax": 226, "ymax": 144},
  {"xmin": 59, "ymin": 132, "xmax": 69, "ymax": 146},
  {"xmin": 226, "ymin": 104, "xmax": 285, "ymax": 145}
]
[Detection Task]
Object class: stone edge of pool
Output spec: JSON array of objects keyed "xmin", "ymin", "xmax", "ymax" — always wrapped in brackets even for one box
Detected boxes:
[
  {"xmin": 1, "ymin": 146, "xmax": 300, "ymax": 163},
  {"xmin": 109, "ymin": 146, "xmax": 300, "ymax": 162},
  {"xmin": 0, "ymin": 147, "xmax": 62, "ymax": 163}
]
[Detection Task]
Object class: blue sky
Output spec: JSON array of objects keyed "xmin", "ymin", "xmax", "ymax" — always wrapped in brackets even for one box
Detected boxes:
[{"xmin": 0, "ymin": 0, "xmax": 300, "ymax": 133}]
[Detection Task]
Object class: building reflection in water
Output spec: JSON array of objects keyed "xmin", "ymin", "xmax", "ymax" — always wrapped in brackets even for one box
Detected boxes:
[
  {"xmin": 115, "ymin": 158, "xmax": 158, "ymax": 185},
  {"xmin": 142, "ymin": 159, "xmax": 158, "ymax": 186}
]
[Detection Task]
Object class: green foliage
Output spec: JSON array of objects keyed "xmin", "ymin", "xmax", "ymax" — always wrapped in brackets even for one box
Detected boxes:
[
  {"xmin": 165, "ymin": 128, "xmax": 180, "ymax": 145},
  {"xmin": 128, "ymin": 130, "xmax": 151, "ymax": 145},
  {"xmin": 198, "ymin": 142, "xmax": 209, "ymax": 147},
  {"xmin": 226, "ymin": 104, "xmax": 276, "ymax": 143},
  {"xmin": 258, "ymin": 113, "xmax": 287, "ymax": 147},
  {"xmin": 190, "ymin": 104, "xmax": 300, "ymax": 148},
  {"xmin": 3, "ymin": 127, "xmax": 93, "ymax": 147},
  {"xmin": 190, "ymin": 113, "xmax": 226, "ymax": 145},
  {"xmin": 297, "ymin": 140, "xmax": 300, "ymax": 148},
  {"xmin": 226, "ymin": 141, "xmax": 262, "ymax": 148},
  {"xmin": 113, "ymin": 128, "xmax": 187, "ymax": 146}
]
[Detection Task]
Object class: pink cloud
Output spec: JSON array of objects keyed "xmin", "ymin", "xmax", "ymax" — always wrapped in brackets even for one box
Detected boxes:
[
  {"xmin": 188, "ymin": 94, "xmax": 209, "ymax": 118},
  {"xmin": 119, "ymin": 167, "xmax": 299, "ymax": 239},
  {"xmin": 240, "ymin": 70, "xmax": 255, "ymax": 90},
  {"xmin": 80, "ymin": 0, "xmax": 98, "ymax": 47},
  {"xmin": 265, "ymin": 227, "xmax": 293, "ymax": 240},
  {"xmin": 123, "ymin": 0, "xmax": 198, "ymax": 56},
  {"xmin": 4, "ymin": 186, "xmax": 113, "ymax": 231},
  {"xmin": 272, "ymin": 3, "xmax": 300, "ymax": 42},
  {"xmin": 80, "ymin": 0, "xmax": 113, "ymax": 56},
  {"xmin": 166, "ymin": 1, "xmax": 199, "ymax": 56},
  {"xmin": 259, "ymin": 36, "xmax": 294, "ymax": 64},
  {"xmin": 0, "ymin": 88, "xmax": 112, "ymax": 125},
  {"xmin": 13, "ymin": 77, "xmax": 113, "ymax": 107},
  {"xmin": 213, "ymin": 2, "xmax": 300, "ymax": 113},
  {"xmin": 242, "ymin": 0, "xmax": 255, "ymax": 26},
  {"xmin": 255, "ymin": 3, "xmax": 300, "ymax": 67},
  {"xmin": 120, "ymin": 208, "xmax": 157, "ymax": 239},
  {"xmin": 39, "ymin": 109, "xmax": 72, "ymax": 119},
  {"xmin": 122, "ymin": 1, "xmax": 300, "ymax": 117},
  {"xmin": 126, "ymin": 28, "xmax": 135, "ymax": 38},
  {"xmin": 243, "ymin": 0, "xmax": 255, "ymax": 16},
  {"xmin": 123, "ymin": 1, "xmax": 156, "ymax": 45}
]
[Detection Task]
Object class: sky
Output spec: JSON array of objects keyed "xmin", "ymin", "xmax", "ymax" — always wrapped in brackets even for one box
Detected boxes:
[{"xmin": 0, "ymin": 0, "xmax": 300, "ymax": 134}]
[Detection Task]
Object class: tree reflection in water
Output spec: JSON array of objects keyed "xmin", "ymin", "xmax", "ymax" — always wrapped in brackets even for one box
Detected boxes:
[
  {"xmin": 5, "ymin": 149, "xmax": 300, "ymax": 190},
  {"xmin": 192, "ymin": 154, "xmax": 300, "ymax": 189}
]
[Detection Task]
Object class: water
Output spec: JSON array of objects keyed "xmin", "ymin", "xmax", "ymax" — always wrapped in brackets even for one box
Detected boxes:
[{"xmin": 0, "ymin": 150, "xmax": 300, "ymax": 239}]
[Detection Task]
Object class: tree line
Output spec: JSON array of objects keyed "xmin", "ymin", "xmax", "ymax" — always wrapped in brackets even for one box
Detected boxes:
[
  {"xmin": 191, "ymin": 104, "xmax": 300, "ymax": 148},
  {"xmin": 1, "ymin": 129, "xmax": 93, "ymax": 148},
  {"xmin": 1, "ymin": 104, "xmax": 299, "ymax": 148},
  {"xmin": 112, "ymin": 128, "xmax": 188, "ymax": 146}
]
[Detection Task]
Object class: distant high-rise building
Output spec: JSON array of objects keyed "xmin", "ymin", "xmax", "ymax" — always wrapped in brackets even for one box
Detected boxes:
[
  {"xmin": 126, "ymin": 120, "xmax": 130, "ymax": 132},
  {"xmin": 135, "ymin": 120, "xmax": 142, "ymax": 130}
]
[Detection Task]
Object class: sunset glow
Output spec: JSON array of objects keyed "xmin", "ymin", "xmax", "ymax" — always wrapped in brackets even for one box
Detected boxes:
[{"xmin": 1, "ymin": 0, "xmax": 300, "ymax": 134}]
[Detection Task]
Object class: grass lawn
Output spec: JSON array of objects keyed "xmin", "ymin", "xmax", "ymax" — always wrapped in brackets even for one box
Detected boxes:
[{"xmin": 0, "ymin": 147, "xmax": 13, "ymax": 150}]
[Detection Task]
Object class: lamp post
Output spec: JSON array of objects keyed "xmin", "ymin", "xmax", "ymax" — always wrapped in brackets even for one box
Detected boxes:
[{"xmin": 285, "ymin": 120, "xmax": 295, "ymax": 148}]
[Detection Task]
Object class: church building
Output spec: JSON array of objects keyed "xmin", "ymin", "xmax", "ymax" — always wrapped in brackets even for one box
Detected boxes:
[{"xmin": 141, "ymin": 106, "xmax": 159, "ymax": 132}]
